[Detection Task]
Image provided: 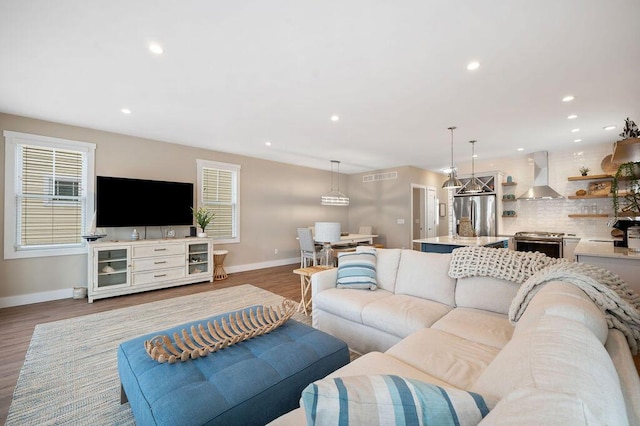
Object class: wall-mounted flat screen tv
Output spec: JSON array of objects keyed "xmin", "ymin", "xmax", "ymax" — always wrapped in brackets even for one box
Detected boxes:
[{"xmin": 96, "ymin": 176, "xmax": 194, "ymax": 227}]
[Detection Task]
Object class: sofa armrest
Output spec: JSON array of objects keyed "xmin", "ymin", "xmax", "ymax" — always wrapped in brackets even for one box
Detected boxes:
[{"xmin": 312, "ymin": 268, "xmax": 338, "ymax": 297}]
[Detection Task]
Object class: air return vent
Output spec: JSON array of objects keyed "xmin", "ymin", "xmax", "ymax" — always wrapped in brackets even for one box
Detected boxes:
[{"xmin": 362, "ymin": 171, "xmax": 398, "ymax": 183}]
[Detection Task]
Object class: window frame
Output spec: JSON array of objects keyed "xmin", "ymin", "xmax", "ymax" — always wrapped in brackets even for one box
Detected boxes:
[
  {"xmin": 196, "ymin": 159, "xmax": 240, "ymax": 244},
  {"xmin": 4, "ymin": 131, "xmax": 96, "ymax": 259}
]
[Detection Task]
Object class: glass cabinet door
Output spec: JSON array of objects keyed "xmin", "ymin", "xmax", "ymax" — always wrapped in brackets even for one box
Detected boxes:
[
  {"xmin": 187, "ymin": 242, "xmax": 210, "ymax": 275},
  {"xmin": 95, "ymin": 248, "xmax": 130, "ymax": 289}
]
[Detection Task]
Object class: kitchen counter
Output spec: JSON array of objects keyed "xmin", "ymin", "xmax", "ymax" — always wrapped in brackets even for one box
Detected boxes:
[
  {"xmin": 413, "ymin": 236, "xmax": 509, "ymax": 253},
  {"xmin": 574, "ymin": 240, "xmax": 640, "ymax": 291}
]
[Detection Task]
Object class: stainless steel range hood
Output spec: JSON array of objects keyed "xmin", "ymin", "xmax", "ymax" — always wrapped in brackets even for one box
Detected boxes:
[{"xmin": 518, "ymin": 151, "xmax": 564, "ymax": 200}]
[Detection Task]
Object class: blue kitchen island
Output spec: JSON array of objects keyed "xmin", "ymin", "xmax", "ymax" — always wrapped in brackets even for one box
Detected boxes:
[{"xmin": 413, "ymin": 236, "xmax": 509, "ymax": 254}]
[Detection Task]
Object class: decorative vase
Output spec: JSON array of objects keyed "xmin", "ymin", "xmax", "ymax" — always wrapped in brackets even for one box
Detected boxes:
[
  {"xmin": 458, "ymin": 217, "xmax": 475, "ymax": 237},
  {"xmin": 197, "ymin": 232, "xmax": 207, "ymax": 238}
]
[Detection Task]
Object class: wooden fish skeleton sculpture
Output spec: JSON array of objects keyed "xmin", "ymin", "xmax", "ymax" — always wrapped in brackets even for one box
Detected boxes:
[{"xmin": 144, "ymin": 299, "xmax": 297, "ymax": 364}]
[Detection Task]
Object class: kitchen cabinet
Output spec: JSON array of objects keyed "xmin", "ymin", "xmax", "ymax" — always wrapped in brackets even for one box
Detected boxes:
[
  {"xmin": 575, "ymin": 240, "xmax": 640, "ymax": 292},
  {"xmin": 563, "ymin": 237, "xmax": 580, "ymax": 260}
]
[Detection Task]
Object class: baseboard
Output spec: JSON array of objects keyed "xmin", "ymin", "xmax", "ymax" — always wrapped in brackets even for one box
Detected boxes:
[
  {"xmin": 0, "ymin": 257, "xmax": 301, "ymax": 308},
  {"xmin": 225, "ymin": 257, "xmax": 300, "ymax": 274},
  {"xmin": 0, "ymin": 288, "xmax": 74, "ymax": 309}
]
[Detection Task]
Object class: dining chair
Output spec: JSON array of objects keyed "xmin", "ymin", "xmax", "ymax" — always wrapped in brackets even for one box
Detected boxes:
[
  {"xmin": 358, "ymin": 225, "xmax": 372, "ymax": 235},
  {"xmin": 297, "ymin": 228, "xmax": 321, "ymax": 267}
]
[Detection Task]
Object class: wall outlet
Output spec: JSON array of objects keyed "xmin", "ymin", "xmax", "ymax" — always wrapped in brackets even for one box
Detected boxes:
[
  {"xmin": 274, "ymin": 248, "xmax": 278, "ymax": 255},
  {"xmin": 397, "ymin": 219, "xmax": 405, "ymax": 225}
]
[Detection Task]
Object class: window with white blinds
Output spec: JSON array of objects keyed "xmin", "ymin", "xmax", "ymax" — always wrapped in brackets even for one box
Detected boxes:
[
  {"xmin": 4, "ymin": 131, "xmax": 95, "ymax": 259},
  {"xmin": 197, "ymin": 159, "xmax": 240, "ymax": 243}
]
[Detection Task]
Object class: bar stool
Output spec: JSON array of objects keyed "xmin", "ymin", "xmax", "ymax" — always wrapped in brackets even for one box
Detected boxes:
[{"xmin": 213, "ymin": 250, "xmax": 228, "ymax": 280}]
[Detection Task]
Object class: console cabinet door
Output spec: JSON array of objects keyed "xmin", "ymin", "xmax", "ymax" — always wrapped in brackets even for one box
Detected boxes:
[
  {"xmin": 186, "ymin": 240, "xmax": 212, "ymax": 277},
  {"xmin": 91, "ymin": 246, "xmax": 131, "ymax": 297}
]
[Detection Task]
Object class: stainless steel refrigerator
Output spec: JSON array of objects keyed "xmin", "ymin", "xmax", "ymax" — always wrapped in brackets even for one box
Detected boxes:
[{"xmin": 453, "ymin": 194, "xmax": 497, "ymax": 237}]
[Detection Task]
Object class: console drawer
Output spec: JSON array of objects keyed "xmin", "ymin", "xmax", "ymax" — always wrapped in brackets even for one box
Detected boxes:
[
  {"xmin": 132, "ymin": 267, "xmax": 185, "ymax": 285},
  {"xmin": 132, "ymin": 255, "xmax": 185, "ymax": 273},
  {"xmin": 132, "ymin": 243, "xmax": 184, "ymax": 258}
]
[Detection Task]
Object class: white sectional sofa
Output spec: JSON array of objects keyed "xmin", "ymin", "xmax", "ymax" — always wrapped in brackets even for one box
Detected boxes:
[{"xmin": 271, "ymin": 248, "xmax": 640, "ymax": 425}]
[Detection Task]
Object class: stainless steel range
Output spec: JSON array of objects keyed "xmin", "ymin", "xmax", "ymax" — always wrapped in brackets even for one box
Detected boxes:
[{"xmin": 514, "ymin": 231, "xmax": 565, "ymax": 258}]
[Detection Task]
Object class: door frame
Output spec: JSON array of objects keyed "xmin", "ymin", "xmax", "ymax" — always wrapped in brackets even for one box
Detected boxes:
[{"xmin": 410, "ymin": 184, "xmax": 427, "ymax": 250}]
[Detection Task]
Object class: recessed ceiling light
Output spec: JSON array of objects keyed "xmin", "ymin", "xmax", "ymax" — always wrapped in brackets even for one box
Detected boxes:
[
  {"xmin": 571, "ymin": 128, "xmax": 580, "ymax": 133},
  {"xmin": 330, "ymin": 115, "xmax": 339, "ymax": 122},
  {"xmin": 148, "ymin": 43, "xmax": 164, "ymax": 55},
  {"xmin": 517, "ymin": 148, "xmax": 524, "ymax": 152},
  {"xmin": 472, "ymin": 154, "xmax": 478, "ymax": 158},
  {"xmin": 603, "ymin": 125, "xmax": 616, "ymax": 131},
  {"xmin": 121, "ymin": 108, "xmax": 131, "ymax": 114},
  {"xmin": 567, "ymin": 114, "xmax": 578, "ymax": 119},
  {"xmin": 562, "ymin": 95, "xmax": 575, "ymax": 102},
  {"xmin": 467, "ymin": 61, "xmax": 480, "ymax": 71},
  {"xmin": 573, "ymin": 139, "xmax": 582, "ymax": 143},
  {"xmin": 265, "ymin": 141, "xmax": 272, "ymax": 146}
]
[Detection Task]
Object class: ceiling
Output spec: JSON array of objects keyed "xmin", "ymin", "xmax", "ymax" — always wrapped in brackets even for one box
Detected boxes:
[{"xmin": 1, "ymin": 1, "xmax": 639, "ymax": 174}]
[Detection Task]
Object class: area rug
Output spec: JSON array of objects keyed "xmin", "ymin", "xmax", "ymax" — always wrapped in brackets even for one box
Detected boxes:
[{"xmin": 7, "ymin": 284, "xmax": 311, "ymax": 425}]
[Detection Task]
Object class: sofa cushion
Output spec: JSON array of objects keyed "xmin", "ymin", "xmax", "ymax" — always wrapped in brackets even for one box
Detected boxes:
[
  {"xmin": 512, "ymin": 281, "xmax": 608, "ymax": 344},
  {"xmin": 357, "ymin": 247, "xmax": 402, "ymax": 293},
  {"xmin": 480, "ymin": 387, "xmax": 598, "ymax": 425},
  {"xmin": 314, "ymin": 288, "xmax": 392, "ymax": 324},
  {"xmin": 300, "ymin": 375, "xmax": 490, "ymax": 426},
  {"xmin": 385, "ymin": 328, "xmax": 500, "ymax": 390},
  {"xmin": 455, "ymin": 276, "xmax": 520, "ymax": 315},
  {"xmin": 471, "ymin": 315, "xmax": 628, "ymax": 426},
  {"xmin": 361, "ymin": 294, "xmax": 452, "ymax": 338},
  {"xmin": 325, "ymin": 352, "xmax": 455, "ymax": 388},
  {"xmin": 432, "ymin": 307, "xmax": 514, "ymax": 349},
  {"xmin": 336, "ymin": 251, "xmax": 377, "ymax": 290},
  {"xmin": 394, "ymin": 250, "xmax": 456, "ymax": 306}
]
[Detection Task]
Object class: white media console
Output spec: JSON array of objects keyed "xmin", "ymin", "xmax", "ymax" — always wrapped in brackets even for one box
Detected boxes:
[{"xmin": 87, "ymin": 237, "xmax": 213, "ymax": 303}]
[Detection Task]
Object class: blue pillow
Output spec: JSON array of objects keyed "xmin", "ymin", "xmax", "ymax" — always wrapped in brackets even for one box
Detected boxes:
[
  {"xmin": 301, "ymin": 375, "xmax": 490, "ymax": 426},
  {"xmin": 336, "ymin": 251, "xmax": 377, "ymax": 290}
]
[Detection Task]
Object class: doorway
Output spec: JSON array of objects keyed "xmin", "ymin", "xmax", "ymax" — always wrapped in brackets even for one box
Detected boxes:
[{"xmin": 411, "ymin": 184, "xmax": 437, "ymax": 250}]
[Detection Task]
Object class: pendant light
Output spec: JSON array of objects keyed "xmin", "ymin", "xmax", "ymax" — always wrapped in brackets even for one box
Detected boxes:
[
  {"xmin": 466, "ymin": 140, "xmax": 483, "ymax": 193},
  {"xmin": 442, "ymin": 126, "xmax": 462, "ymax": 189},
  {"xmin": 321, "ymin": 160, "xmax": 349, "ymax": 206}
]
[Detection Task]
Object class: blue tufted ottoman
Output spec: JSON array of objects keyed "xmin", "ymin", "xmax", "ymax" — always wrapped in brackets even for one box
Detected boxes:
[{"xmin": 117, "ymin": 305, "xmax": 349, "ymax": 426}]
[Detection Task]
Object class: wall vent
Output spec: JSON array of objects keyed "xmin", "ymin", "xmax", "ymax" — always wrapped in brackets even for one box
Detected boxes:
[{"xmin": 362, "ymin": 171, "xmax": 398, "ymax": 183}]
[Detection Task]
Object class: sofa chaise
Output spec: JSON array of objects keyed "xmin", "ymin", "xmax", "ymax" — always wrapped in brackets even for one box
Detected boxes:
[{"xmin": 270, "ymin": 247, "xmax": 640, "ymax": 425}]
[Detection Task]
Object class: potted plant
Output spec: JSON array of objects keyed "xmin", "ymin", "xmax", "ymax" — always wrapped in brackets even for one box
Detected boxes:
[
  {"xmin": 579, "ymin": 166, "xmax": 590, "ymax": 176},
  {"xmin": 192, "ymin": 207, "xmax": 215, "ymax": 237},
  {"xmin": 612, "ymin": 161, "xmax": 640, "ymax": 220}
]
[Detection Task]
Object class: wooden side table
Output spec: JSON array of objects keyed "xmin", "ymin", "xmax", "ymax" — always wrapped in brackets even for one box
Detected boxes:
[
  {"xmin": 293, "ymin": 265, "xmax": 333, "ymax": 315},
  {"xmin": 213, "ymin": 250, "xmax": 229, "ymax": 280}
]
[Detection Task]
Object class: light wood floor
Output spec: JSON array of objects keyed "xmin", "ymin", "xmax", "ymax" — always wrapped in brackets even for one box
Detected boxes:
[{"xmin": 0, "ymin": 263, "xmax": 302, "ymax": 425}]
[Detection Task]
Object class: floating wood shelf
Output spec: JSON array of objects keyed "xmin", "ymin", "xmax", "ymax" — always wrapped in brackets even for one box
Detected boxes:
[
  {"xmin": 567, "ymin": 194, "xmax": 611, "ymax": 199},
  {"xmin": 501, "ymin": 182, "xmax": 517, "ymax": 186},
  {"xmin": 567, "ymin": 174, "xmax": 613, "ymax": 181},
  {"xmin": 502, "ymin": 199, "xmax": 517, "ymax": 202},
  {"xmin": 568, "ymin": 214, "xmax": 609, "ymax": 218},
  {"xmin": 502, "ymin": 215, "xmax": 517, "ymax": 218}
]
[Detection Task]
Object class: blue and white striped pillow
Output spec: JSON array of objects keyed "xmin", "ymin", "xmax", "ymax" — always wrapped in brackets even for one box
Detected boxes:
[
  {"xmin": 301, "ymin": 375, "xmax": 490, "ymax": 426},
  {"xmin": 336, "ymin": 251, "xmax": 377, "ymax": 290}
]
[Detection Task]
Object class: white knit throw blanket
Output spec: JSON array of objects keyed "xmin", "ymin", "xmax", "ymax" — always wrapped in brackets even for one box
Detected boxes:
[{"xmin": 449, "ymin": 246, "xmax": 640, "ymax": 354}]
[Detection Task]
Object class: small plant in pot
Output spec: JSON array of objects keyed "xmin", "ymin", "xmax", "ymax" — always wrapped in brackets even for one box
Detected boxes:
[
  {"xmin": 579, "ymin": 166, "xmax": 590, "ymax": 176},
  {"xmin": 192, "ymin": 207, "xmax": 215, "ymax": 237}
]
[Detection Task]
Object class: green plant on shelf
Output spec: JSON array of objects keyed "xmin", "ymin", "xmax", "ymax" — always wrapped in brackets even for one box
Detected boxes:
[
  {"xmin": 612, "ymin": 161, "xmax": 640, "ymax": 220},
  {"xmin": 579, "ymin": 166, "xmax": 590, "ymax": 176}
]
